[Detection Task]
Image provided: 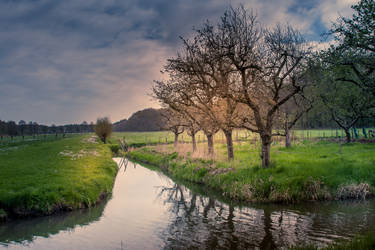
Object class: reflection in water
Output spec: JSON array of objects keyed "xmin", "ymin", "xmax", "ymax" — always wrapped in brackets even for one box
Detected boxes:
[
  {"xmin": 0, "ymin": 159, "xmax": 374, "ymax": 250},
  {"xmin": 156, "ymin": 181, "xmax": 265, "ymax": 249},
  {"xmin": 118, "ymin": 156, "xmax": 129, "ymax": 172},
  {"xmin": 154, "ymin": 176, "xmax": 375, "ymax": 249},
  {"xmin": 0, "ymin": 200, "xmax": 107, "ymax": 245}
]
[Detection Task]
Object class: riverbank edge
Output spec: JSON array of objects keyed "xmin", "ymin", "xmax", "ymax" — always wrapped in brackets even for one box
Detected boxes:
[
  {"xmin": 0, "ymin": 191, "xmax": 112, "ymax": 223},
  {"xmin": 127, "ymin": 148, "xmax": 374, "ymax": 204},
  {"xmin": 0, "ymin": 152, "xmax": 119, "ymax": 223}
]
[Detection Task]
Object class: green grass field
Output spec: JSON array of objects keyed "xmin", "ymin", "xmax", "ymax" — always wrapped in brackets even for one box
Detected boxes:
[
  {"xmin": 109, "ymin": 128, "xmax": 374, "ymax": 148},
  {"xmin": 0, "ymin": 133, "xmax": 82, "ymax": 144},
  {"xmin": 128, "ymin": 137, "xmax": 375, "ymax": 203},
  {"xmin": 0, "ymin": 134, "xmax": 117, "ymax": 219}
]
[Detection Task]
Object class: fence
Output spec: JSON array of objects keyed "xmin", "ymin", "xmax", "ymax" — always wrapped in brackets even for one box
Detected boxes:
[
  {"xmin": 135, "ymin": 128, "xmax": 375, "ymax": 147},
  {"xmin": 0, "ymin": 132, "xmax": 87, "ymax": 144}
]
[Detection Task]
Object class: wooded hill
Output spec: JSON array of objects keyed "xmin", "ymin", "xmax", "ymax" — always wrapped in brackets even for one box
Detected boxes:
[{"xmin": 113, "ymin": 108, "xmax": 165, "ymax": 132}]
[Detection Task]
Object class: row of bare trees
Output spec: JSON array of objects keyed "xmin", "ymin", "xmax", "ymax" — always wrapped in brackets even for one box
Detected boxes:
[{"xmin": 153, "ymin": 6, "xmax": 312, "ymax": 167}]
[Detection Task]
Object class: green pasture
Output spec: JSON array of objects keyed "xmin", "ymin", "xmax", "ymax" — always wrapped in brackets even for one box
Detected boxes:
[
  {"xmin": 0, "ymin": 134, "xmax": 117, "ymax": 219},
  {"xmin": 0, "ymin": 133, "xmax": 82, "ymax": 145},
  {"xmin": 110, "ymin": 128, "xmax": 374, "ymax": 148}
]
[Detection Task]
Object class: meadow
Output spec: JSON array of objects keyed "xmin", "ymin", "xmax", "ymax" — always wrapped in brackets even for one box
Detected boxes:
[
  {"xmin": 109, "ymin": 128, "xmax": 373, "ymax": 147},
  {"xmin": 0, "ymin": 133, "xmax": 83, "ymax": 144},
  {"xmin": 0, "ymin": 134, "xmax": 117, "ymax": 220},
  {"xmin": 124, "ymin": 129, "xmax": 375, "ymax": 203}
]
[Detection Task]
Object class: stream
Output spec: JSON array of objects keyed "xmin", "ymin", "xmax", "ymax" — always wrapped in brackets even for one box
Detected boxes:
[{"xmin": 1, "ymin": 158, "xmax": 375, "ymax": 249}]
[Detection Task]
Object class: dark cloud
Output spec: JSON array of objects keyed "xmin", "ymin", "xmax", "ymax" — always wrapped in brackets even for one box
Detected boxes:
[{"xmin": 0, "ymin": 0, "xmax": 355, "ymax": 124}]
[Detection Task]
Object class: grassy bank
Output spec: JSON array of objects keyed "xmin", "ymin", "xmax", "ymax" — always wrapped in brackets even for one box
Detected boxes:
[
  {"xmin": 0, "ymin": 135, "xmax": 117, "ymax": 220},
  {"xmin": 128, "ymin": 140, "xmax": 375, "ymax": 203}
]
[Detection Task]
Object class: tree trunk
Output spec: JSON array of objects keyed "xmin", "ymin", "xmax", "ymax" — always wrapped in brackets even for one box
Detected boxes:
[
  {"xmin": 206, "ymin": 134, "xmax": 214, "ymax": 156},
  {"xmin": 261, "ymin": 136, "xmax": 271, "ymax": 167},
  {"xmin": 285, "ymin": 127, "xmax": 291, "ymax": 148},
  {"xmin": 224, "ymin": 130, "xmax": 234, "ymax": 160},
  {"xmin": 344, "ymin": 128, "xmax": 351, "ymax": 143},
  {"xmin": 191, "ymin": 132, "xmax": 197, "ymax": 152},
  {"xmin": 174, "ymin": 132, "xmax": 178, "ymax": 148}
]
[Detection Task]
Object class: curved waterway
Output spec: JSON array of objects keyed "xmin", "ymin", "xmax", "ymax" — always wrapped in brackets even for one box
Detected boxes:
[{"xmin": 1, "ymin": 158, "xmax": 375, "ymax": 249}]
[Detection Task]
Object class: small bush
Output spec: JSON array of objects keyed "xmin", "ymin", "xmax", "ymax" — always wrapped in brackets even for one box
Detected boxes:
[{"xmin": 109, "ymin": 144, "xmax": 120, "ymax": 155}]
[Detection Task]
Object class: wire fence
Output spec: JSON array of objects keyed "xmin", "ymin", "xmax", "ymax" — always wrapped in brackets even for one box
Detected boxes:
[
  {"xmin": 0, "ymin": 132, "xmax": 88, "ymax": 145},
  {"xmin": 112, "ymin": 128, "xmax": 375, "ymax": 147}
]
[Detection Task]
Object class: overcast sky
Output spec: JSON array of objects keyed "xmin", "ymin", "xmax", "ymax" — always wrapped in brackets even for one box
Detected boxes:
[{"xmin": 0, "ymin": 0, "xmax": 356, "ymax": 125}]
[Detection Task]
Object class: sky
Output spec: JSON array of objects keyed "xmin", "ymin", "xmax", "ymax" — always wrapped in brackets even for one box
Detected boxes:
[{"xmin": 0, "ymin": 0, "xmax": 356, "ymax": 125}]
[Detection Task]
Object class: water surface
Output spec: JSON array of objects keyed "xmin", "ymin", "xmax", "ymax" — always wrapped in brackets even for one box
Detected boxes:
[{"xmin": 1, "ymin": 158, "xmax": 374, "ymax": 249}]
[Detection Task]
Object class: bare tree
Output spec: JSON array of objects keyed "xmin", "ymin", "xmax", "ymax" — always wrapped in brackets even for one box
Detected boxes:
[
  {"xmin": 194, "ymin": 111, "xmax": 220, "ymax": 156},
  {"xmin": 184, "ymin": 116, "xmax": 200, "ymax": 152},
  {"xmin": 154, "ymin": 6, "xmax": 309, "ymax": 165},
  {"xmin": 163, "ymin": 24, "xmax": 243, "ymax": 160},
  {"xmin": 154, "ymin": 78, "xmax": 220, "ymax": 156},
  {"xmin": 174, "ymin": 6, "xmax": 309, "ymax": 165},
  {"xmin": 215, "ymin": 7, "xmax": 310, "ymax": 166},
  {"xmin": 161, "ymin": 109, "xmax": 185, "ymax": 148},
  {"xmin": 274, "ymin": 91, "xmax": 313, "ymax": 147}
]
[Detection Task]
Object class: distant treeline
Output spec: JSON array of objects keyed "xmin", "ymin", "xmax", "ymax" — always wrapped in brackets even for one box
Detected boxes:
[
  {"xmin": 1, "ymin": 107, "xmax": 374, "ymax": 136},
  {"xmin": 0, "ymin": 120, "xmax": 94, "ymax": 136}
]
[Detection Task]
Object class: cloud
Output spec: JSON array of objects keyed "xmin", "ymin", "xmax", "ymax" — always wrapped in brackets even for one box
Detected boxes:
[
  {"xmin": 317, "ymin": 0, "xmax": 356, "ymax": 28},
  {"xmin": 0, "ymin": 0, "xmax": 355, "ymax": 124}
]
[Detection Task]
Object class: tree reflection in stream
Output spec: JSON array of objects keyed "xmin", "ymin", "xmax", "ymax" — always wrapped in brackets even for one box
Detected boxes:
[{"xmin": 155, "ymin": 177, "xmax": 375, "ymax": 249}]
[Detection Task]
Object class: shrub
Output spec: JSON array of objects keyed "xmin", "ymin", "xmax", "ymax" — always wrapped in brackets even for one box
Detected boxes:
[
  {"xmin": 95, "ymin": 117, "xmax": 113, "ymax": 144},
  {"xmin": 109, "ymin": 144, "xmax": 120, "ymax": 155}
]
